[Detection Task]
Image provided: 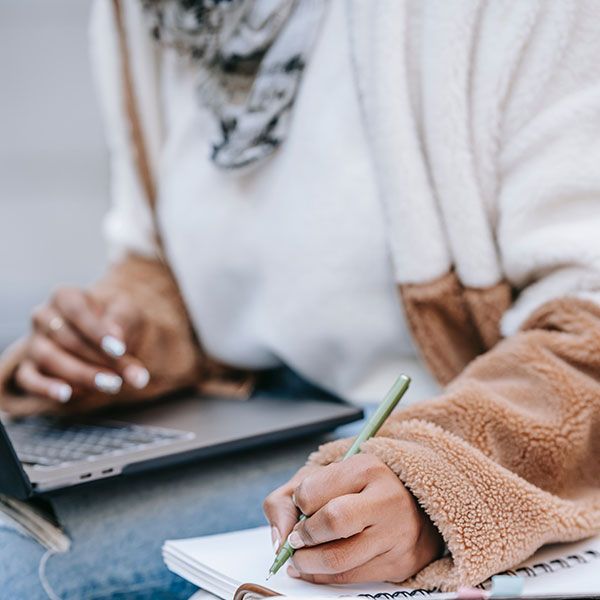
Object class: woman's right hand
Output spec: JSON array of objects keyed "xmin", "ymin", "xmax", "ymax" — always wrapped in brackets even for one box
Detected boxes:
[{"xmin": 10, "ymin": 286, "xmax": 151, "ymax": 415}]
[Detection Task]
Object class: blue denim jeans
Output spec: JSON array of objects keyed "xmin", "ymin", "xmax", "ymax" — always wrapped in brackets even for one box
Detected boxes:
[{"xmin": 0, "ymin": 369, "xmax": 359, "ymax": 599}]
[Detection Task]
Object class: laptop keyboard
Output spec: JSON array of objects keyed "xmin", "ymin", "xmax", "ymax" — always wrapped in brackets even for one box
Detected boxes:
[{"xmin": 5, "ymin": 418, "xmax": 193, "ymax": 468}]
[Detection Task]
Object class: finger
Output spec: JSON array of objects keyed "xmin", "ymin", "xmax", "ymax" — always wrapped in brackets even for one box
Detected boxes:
[
  {"xmin": 33, "ymin": 301, "xmax": 148, "ymax": 391},
  {"xmin": 97, "ymin": 296, "xmax": 149, "ymax": 389},
  {"xmin": 101, "ymin": 298, "xmax": 149, "ymax": 389},
  {"xmin": 287, "ymin": 556, "xmax": 392, "ymax": 585},
  {"xmin": 291, "ymin": 526, "xmax": 387, "ymax": 575},
  {"xmin": 293, "ymin": 454, "xmax": 387, "ymax": 517},
  {"xmin": 289, "ymin": 493, "xmax": 375, "ymax": 549},
  {"xmin": 263, "ymin": 485, "xmax": 301, "ymax": 552},
  {"xmin": 287, "ymin": 550, "xmax": 420, "ymax": 585},
  {"xmin": 263, "ymin": 466, "xmax": 321, "ymax": 551},
  {"xmin": 117, "ymin": 360, "xmax": 150, "ymax": 390},
  {"xmin": 32, "ymin": 304, "xmax": 114, "ymax": 368},
  {"xmin": 50, "ymin": 287, "xmax": 126, "ymax": 359},
  {"xmin": 102, "ymin": 296, "xmax": 143, "ymax": 348},
  {"xmin": 29, "ymin": 335, "xmax": 123, "ymax": 395},
  {"xmin": 14, "ymin": 360, "xmax": 73, "ymax": 404}
]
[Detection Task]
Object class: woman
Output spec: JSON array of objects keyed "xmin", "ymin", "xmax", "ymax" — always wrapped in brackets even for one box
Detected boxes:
[{"xmin": 1, "ymin": 0, "xmax": 599, "ymax": 598}]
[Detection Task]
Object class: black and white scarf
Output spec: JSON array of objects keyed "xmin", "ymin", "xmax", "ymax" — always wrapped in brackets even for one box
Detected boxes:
[{"xmin": 141, "ymin": 0, "xmax": 326, "ymax": 169}]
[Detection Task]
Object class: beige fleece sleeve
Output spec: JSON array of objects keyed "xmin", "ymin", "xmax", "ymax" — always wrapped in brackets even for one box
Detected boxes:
[
  {"xmin": 308, "ymin": 298, "xmax": 600, "ymax": 591},
  {"xmin": 0, "ymin": 255, "xmax": 203, "ymax": 416}
]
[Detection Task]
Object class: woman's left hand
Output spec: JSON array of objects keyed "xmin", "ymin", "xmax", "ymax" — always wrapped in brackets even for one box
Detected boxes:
[{"xmin": 263, "ymin": 454, "xmax": 444, "ymax": 584}]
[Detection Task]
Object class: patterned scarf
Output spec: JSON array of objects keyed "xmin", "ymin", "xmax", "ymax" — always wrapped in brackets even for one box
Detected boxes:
[{"xmin": 141, "ymin": 0, "xmax": 326, "ymax": 169}]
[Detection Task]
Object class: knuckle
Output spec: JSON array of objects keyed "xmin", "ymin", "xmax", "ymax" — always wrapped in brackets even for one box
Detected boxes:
[
  {"xmin": 31, "ymin": 305, "xmax": 47, "ymax": 327},
  {"xmin": 263, "ymin": 488, "xmax": 298, "ymax": 526},
  {"xmin": 357, "ymin": 453, "xmax": 385, "ymax": 476},
  {"xmin": 330, "ymin": 569, "xmax": 351, "ymax": 584},
  {"xmin": 298, "ymin": 570, "xmax": 315, "ymax": 584},
  {"xmin": 262, "ymin": 494, "xmax": 276, "ymax": 516},
  {"xmin": 55, "ymin": 287, "xmax": 84, "ymax": 315},
  {"xmin": 49, "ymin": 288, "xmax": 62, "ymax": 305},
  {"xmin": 109, "ymin": 296, "xmax": 141, "ymax": 328},
  {"xmin": 320, "ymin": 506, "xmax": 337, "ymax": 531},
  {"xmin": 321, "ymin": 547, "xmax": 347, "ymax": 572},
  {"xmin": 51, "ymin": 286, "xmax": 73, "ymax": 304},
  {"xmin": 293, "ymin": 481, "xmax": 310, "ymax": 513},
  {"xmin": 300, "ymin": 522, "xmax": 318, "ymax": 547},
  {"xmin": 321, "ymin": 500, "xmax": 346, "ymax": 534},
  {"xmin": 13, "ymin": 363, "xmax": 28, "ymax": 387},
  {"xmin": 66, "ymin": 299, "xmax": 84, "ymax": 320}
]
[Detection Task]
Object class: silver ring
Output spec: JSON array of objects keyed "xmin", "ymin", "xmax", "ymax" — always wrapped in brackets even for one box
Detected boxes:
[{"xmin": 48, "ymin": 316, "xmax": 65, "ymax": 333}]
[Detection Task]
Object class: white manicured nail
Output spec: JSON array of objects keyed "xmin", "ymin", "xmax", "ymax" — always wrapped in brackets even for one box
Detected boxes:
[
  {"xmin": 288, "ymin": 531, "xmax": 304, "ymax": 550},
  {"xmin": 94, "ymin": 373, "xmax": 122, "ymax": 395},
  {"xmin": 124, "ymin": 365, "xmax": 150, "ymax": 389},
  {"xmin": 271, "ymin": 527, "xmax": 281, "ymax": 553},
  {"xmin": 50, "ymin": 383, "xmax": 72, "ymax": 403},
  {"xmin": 101, "ymin": 335, "xmax": 126, "ymax": 358}
]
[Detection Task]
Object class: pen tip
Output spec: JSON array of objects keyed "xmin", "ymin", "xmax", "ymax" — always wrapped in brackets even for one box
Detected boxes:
[{"xmin": 266, "ymin": 572, "xmax": 272, "ymax": 581}]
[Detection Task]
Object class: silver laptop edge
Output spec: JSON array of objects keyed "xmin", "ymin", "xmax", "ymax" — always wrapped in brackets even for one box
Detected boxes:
[{"xmin": 1, "ymin": 394, "xmax": 363, "ymax": 497}]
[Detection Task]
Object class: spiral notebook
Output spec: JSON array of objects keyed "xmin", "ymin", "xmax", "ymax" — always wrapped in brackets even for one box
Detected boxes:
[{"xmin": 162, "ymin": 526, "xmax": 600, "ymax": 599}]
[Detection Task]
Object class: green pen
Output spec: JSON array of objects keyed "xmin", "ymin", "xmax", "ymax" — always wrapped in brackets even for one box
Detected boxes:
[{"xmin": 267, "ymin": 374, "xmax": 411, "ymax": 580}]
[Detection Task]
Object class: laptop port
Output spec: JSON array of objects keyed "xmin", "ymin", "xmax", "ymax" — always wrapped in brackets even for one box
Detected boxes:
[
  {"xmin": 79, "ymin": 473, "xmax": 92, "ymax": 480},
  {"xmin": 101, "ymin": 468, "xmax": 114, "ymax": 475}
]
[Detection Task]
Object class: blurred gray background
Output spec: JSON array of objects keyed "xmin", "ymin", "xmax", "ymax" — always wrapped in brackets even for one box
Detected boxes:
[{"xmin": 0, "ymin": 1, "xmax": 108, "ymax": 350}]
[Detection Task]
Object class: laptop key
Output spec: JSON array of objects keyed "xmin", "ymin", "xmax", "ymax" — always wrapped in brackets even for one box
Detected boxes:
[{"xmin": 6, "ymin": 418, "xmax": 190, "ymax": 468}]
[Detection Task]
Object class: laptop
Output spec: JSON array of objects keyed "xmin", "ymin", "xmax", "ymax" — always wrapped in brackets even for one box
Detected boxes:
[{"xmin": 0, "ymin": 392, "xmax": 363, "ymax": 500}]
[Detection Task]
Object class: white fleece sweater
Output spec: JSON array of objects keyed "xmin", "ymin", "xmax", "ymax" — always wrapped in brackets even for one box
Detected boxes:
[
  {"xmin": 347, "ymin": 0, "xmax": 600, "ymax": 331},
  {"xmin": 90, "ymin": 0, "xmax": 600, "ymax": 399},
  {"xmin": 91, "ymin": 0, "xmax": 443, "ymax": 405}
]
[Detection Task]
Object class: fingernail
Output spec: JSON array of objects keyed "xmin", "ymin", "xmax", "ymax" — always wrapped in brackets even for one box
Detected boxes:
[
  {"xmin": 288, "ymin": 531, "xmax": 305, "ymax": 550},
  {"xmin": 50, "ymin": 383, "xmax": 72, "ymax": 403},
  {"xmin": 124, "ymin": 365, "xmax": 150, "ymax": 389},
  {"xmin": 287, "ymin": 565, "xmax": 300, "ymax": 579},
  {"xmin": 271, "ymin": 526, "xmax": 281, "ymax": 553},
  {"xmin": 94, "ymin": 372, "xmax": 123, "ymax": 395},
  {"xmin": 101, "ymin": 335, "xmax": 126, "ymax": 358}
]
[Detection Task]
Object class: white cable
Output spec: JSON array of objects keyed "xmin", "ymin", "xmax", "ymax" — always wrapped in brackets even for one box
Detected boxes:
[{"xmin": 38, "ymin": 549, "xmax": 62, "ymax": 600}]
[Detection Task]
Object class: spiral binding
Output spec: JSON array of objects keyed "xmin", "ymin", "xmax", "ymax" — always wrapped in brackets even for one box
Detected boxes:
[
  {"xmin": 492, "ymin": 550, "xmax": 600, "ymax": 580},
  {"xmin": 357, "ymin": 549, "xmax": 600, "ymax": 599},
  {"xmin": 358, "ymin": 591, "xmax": 437, "ymax": 599}
]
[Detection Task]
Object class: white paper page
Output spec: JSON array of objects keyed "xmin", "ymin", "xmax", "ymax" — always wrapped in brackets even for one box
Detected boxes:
[
  {"xmin": 165, "ymin": 553, "xmax": 234, "ymax": 598},
  {"xmin": 515, "ymin": 538, "xmax": 600, "ymax": 596},
  {"xmin": 164, "ymin": 526, "xmax": 600, "ymax": 598},
  {"xmin": 164, "ymin": 526, "xmax": 418, "ymax": 597}
]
